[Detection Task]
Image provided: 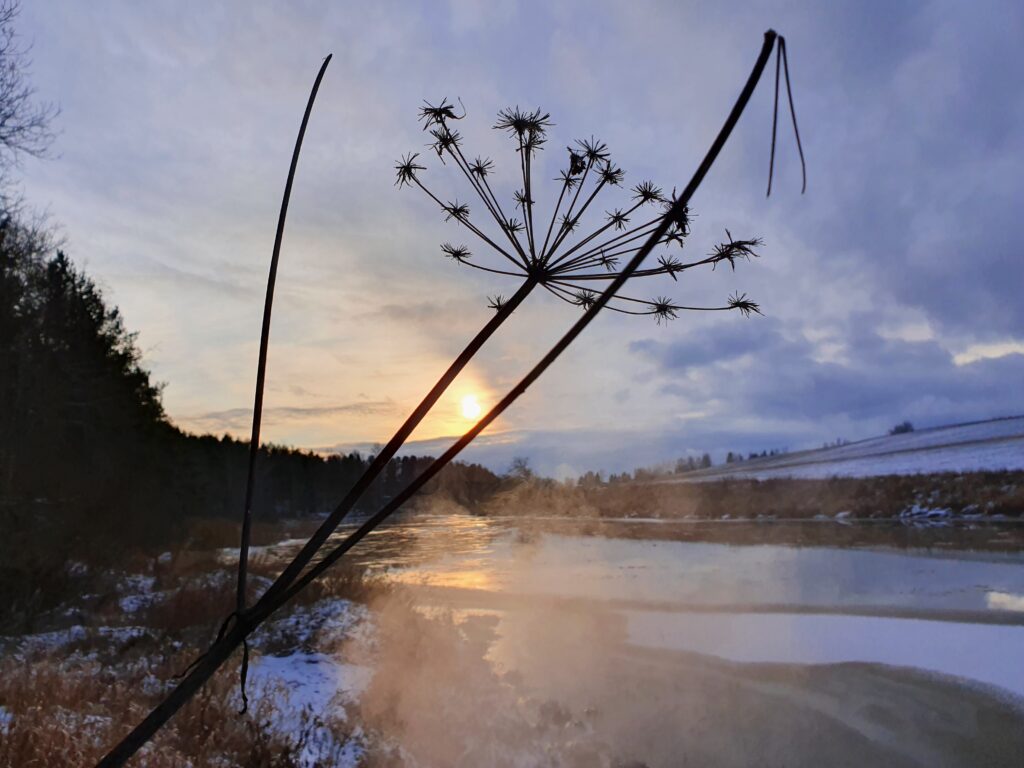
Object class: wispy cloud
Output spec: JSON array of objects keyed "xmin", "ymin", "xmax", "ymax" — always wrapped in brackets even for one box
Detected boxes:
[{"xmin": 181, "ymin": 401, "xmax": 397, "ymax": 434}]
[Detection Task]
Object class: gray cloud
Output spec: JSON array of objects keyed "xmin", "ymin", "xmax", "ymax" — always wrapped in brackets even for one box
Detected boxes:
[
  {"xmin": 633, "ymin": 320, "xmax": 1024, "ymax": 453},
  {"xmin": 183, "ymin": 401, "xmax": 396, "ymax": 434},
  {"xmin": 15, "ymin": 0, "xmax": 1024, "ymax": 474}
]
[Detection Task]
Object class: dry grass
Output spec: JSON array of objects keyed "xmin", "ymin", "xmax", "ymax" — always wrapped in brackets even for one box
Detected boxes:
[
  {"xmin": 481, "ymin": 478, "xmax": 599, "ymax": 518},
  {"xmin": 575, "ymin": 470, "xmax": 1024, "ymax": 521},
  {"xmin": 143, "ymin": 577, "xmax": 237, "ymax": 635},
  {"xmin": 0, "ymin": 546, "xmax": 386, "ymax": 766},
  {"xmin": 0, "ymin": 649, "xmax": 351, "ymax": 767},
  {"xmin": 286, "ymin": 563, "xmax": 392, "ymax": 609},
  {"xmin": 184, "ymin": 516, "xmax": 312, "ymax": 551}
]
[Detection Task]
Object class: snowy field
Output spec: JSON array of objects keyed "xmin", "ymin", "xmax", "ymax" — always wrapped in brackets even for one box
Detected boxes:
[{"xmin": 675, "ymin": 415, "xmax": 1024, "ymax": 480}]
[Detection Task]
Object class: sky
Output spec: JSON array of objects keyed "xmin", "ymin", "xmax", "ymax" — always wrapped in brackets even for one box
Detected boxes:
[{"xmin": 15, "ymin": 0, "xmax": 1024, "ymax": 477}]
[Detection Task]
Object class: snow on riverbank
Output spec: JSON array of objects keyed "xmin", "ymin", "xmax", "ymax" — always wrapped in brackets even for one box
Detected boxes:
[
  {"xmin": 248, "ymin": 651, "xmax": 370, "ymax": 768},
  {"xmin": 2, "ymin": 585, "xmax": 373, "ymax": 767},
  {"xmin": 248, "ymin": 598, "xmax": 375, "ymax": 765}
]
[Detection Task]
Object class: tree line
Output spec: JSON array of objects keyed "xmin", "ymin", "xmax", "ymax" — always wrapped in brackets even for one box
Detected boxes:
[{"xmin": 0, "ymin": 222, "xmax": 499, "ymax": 563}]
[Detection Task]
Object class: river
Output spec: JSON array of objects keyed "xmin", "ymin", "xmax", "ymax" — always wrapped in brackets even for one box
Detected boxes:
[{"xmin": 257, "ymin": 513, "xmax": 1024, "ymax": 697}]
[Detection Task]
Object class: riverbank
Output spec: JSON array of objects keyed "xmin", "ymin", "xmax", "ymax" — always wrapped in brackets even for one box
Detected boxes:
[
  {"xmin": 482, "ymin": 470, "xmax": 1024, "ymax": 525},
  {"xmin": 4, "ymin": 514, "xmax": 1024, "ymax": 766}
]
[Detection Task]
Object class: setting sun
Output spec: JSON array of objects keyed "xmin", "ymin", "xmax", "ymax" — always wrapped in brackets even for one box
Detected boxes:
[{"xmin": 460, "ymin": 394, "xmax": 482, "ymax": 420}]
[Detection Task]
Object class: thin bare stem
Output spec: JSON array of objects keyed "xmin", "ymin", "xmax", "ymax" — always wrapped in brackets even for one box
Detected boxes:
[
  {"xmin": 545, "ymin": 177, "xmax": 608, "ymax": 259},
  {"xmin": 444, "ymin": 140, "xmax": 531, "ymax": 268},
  {"xmin": 547, "ymin": 199, "xmax": 645, "ymax": 268},
  {"xmin": 237, "ymin": 53, "xmax": 331, "ymax": 619},
  {"xmin": 518, "ymin": 136, "xmax": 537, "ymax": 260},
  {"xmin": 550, "ymin": 158, "xmax": 593, "ymax": 251},
  {"xmin": 538, "ymin": 174, "xmax": 571, "ymax": 261},
  {"xmin": 550, "ymin": 216, "xmax": 663, "ymax": 272},
  {"xmin": 411, "ymin": 177, "xmax": 525, "ymax": 269}
]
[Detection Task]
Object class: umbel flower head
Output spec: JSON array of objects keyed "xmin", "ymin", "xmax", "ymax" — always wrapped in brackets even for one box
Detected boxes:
[{"xmin": 396, "ymin": 100, "xmax": 764, "ymax": 323}]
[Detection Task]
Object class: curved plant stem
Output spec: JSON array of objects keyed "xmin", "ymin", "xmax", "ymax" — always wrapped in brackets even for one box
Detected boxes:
[{"xmin": 237, "ymin": 54, "xmax": 332, "ymax": 620}]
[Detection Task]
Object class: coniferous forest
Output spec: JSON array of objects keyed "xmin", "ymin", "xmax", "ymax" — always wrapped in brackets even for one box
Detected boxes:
[{"xmin": 0, "ymin": 221, "xmax": 499, "ymax": 595}]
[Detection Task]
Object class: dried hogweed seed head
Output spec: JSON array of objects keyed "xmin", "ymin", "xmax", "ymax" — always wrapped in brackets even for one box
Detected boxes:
[
  {"xmin": 419, "ymin": 98, "xmax": 465, "ymax": 129},
  {"xmin": 576, "ymin": 136, "xmax": 610, "ymax": 164},
  {"xmin": 712, "ymin": 229, "xmax": 764, "ymax": 270},
  {"xmin": 469, "ymin": 156, "xmax": 494, "ymax": 178},
  {"xmin": 521, "ymin": 131, "xmax": 547, "ymax": 156},
  {"xmin": 657, "ymin": 255, "xmax": 683, "ymax": 280},
  {"xmin": 555, "ymin": 169, "xmax": 581, "ymax": 188},
  {"xmin": 599, "ymin": 163, "xmax": 624, "ymax": 187},
  {"xmin": 728, "ymin": 291, "xmax": 762, "ymax": 317},
  {"xmin": 598, "ymin": 250, "xmax": 619, "ymax": 270},
  {"xmin": 652, "ymin": 297, "xmax": 679, "ymax": 325},
  {"xmin": 494, "ymin": 106, "xmax": 552, "ymax": 138},
  {"xmin": 440, "ymin": 243, "xmax": 472, "ymax": 262},
  {"xmin": 663, "ymin": 223, "xmax": 687, "ymax": 248},
  {"xmin": 394, "ymin": 153, "xmax": 426, "ymax": 187},
  {"xmin": 398, "ymin": 100, "xmax": 766, "ymax": 326},
  {"xmin": 429, "ymin": 127, "xmax": 462, "ymax": 159},
  {"xmin": 513, "ymin": 190, "xmax": 535, "ymax": 211},
  {"xmin": 663, "ymin": 191, "xmax": 691, "ymax": 235},
  {"xmin": 443, "ymin": 201, "xmax": 471, "ymax": 222},
  {"xmin": 632, "ymin": 181, "xmax": 664, "ymax": 204},
  {"xmin": 574, "ymin": 289, "xmax": 597, "ymax": 310},
  {"xmin": 607, "ymin": 209, "xmax": 630, "ymax": 231},
  {"xmin": 567, "ymin": 149, "xmax": 587, "ymax": 176},
  {"xmin": 487, "ymin": 294, "xmax": 506, "ymax": 311}
]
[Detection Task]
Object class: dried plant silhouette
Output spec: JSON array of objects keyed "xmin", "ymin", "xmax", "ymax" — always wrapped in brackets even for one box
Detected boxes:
[
  {"xmin": 97, "ymin": 29, "xmax": 803, "ymax": 766},
  {"xmin": 234, "ymin": 52, "xmax": 332, "ymax": 714},
  {"xmin": 397, "ymin": 105, "xmax": 764, "ymax": 322}
]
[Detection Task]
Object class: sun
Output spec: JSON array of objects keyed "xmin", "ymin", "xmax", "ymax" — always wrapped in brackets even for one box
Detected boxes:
[{"xmin": 460, "ymin": 394, "xmax": 482, "ymax": 420}]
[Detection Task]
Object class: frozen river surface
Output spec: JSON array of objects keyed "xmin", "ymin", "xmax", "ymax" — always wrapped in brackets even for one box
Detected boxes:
[{"xmin": 266, "ymin": 514, "xmax": 1024, "ymax": 699}]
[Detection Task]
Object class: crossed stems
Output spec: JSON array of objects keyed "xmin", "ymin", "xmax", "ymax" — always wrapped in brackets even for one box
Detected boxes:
[
  {"xmin": 257, "ymin": 104, "xmax": 766, "ymax": 620},
  {"xmin": 97, "ymin": 29, "xmax": 786, "ymax": 768}
]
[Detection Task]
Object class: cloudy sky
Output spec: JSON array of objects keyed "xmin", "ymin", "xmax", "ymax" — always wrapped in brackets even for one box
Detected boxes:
[{"xmin": 17, "ymin": 1, "xmax": 1024, "ymax": 477}]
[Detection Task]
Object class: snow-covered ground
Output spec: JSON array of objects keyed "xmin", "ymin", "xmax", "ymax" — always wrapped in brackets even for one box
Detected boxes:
[
  {"xmin": 247, "ymin": 651, "xmax": 369, "ymax": 768},
  {"xmin": 674, "ymin": 415, "xmax": 1024, "ymax": 480},
  {"xmin": 1, "ymin": 575, "xmax": 374, "ymax": 768}
]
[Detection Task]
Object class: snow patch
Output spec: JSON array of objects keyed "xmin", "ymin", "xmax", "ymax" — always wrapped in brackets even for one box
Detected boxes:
[{"xmin": 987, "ymin": 591, "xmax": 1024, "ymax": 612}]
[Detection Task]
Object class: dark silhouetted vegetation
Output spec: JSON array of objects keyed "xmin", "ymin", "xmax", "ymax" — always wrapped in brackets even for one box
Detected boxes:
[
  {"xmin": 0, "ymin": 224, "xmax": 499, "ymax": 625},
  {"xmin": 482, "ymin": 468, "xmax": 1024, "ymax": 525}
]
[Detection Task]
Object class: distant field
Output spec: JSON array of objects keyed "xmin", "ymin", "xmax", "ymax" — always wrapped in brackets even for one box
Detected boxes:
[{"xmin": 674, "ymin": 416, "xmax": 1024, "ymax": 481}]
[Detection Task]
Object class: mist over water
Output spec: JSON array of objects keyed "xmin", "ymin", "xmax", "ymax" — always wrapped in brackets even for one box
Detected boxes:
[{"xmin": 281, "ymin": 511, "xmax": 1024, "ymax": 765}]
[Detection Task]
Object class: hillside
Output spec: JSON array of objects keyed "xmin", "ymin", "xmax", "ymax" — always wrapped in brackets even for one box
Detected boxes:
[{"xmin": 679, "ymin": 416, "xmax": 1024, "ymax": 481}]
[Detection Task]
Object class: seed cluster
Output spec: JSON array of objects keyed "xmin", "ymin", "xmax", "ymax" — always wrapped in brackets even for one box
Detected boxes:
[{"xmin": 396, "ymin": 99, "xmax": 763, "ymax": 323}]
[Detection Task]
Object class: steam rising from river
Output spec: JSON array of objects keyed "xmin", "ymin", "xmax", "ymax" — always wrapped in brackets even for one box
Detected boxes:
[{"xmin": 332, "ymin": 510, "xmax": 1024, "ymax": 765}]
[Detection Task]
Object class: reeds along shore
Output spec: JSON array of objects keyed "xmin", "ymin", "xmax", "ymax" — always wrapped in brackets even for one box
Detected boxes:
[{"xmin": 482, "ymin": 470, "xmax": 1024, "ymax": 523}]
